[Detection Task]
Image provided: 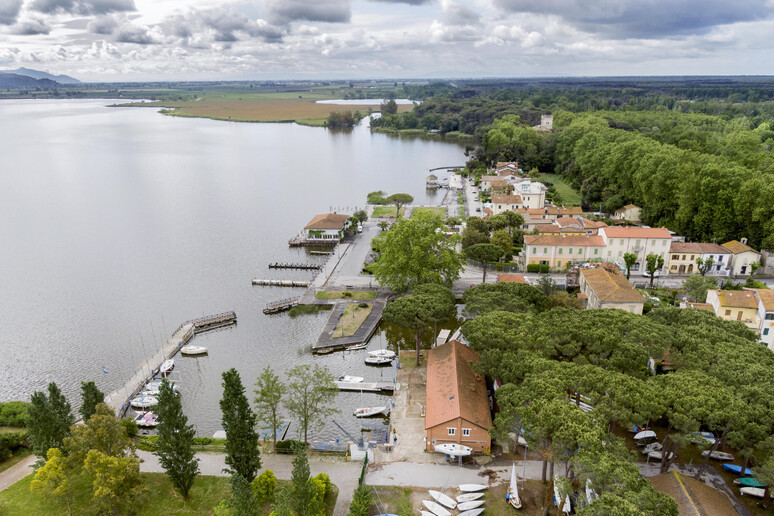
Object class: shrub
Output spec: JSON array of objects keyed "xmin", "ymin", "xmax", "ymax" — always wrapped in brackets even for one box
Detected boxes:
[
  {"xmin": 0, "ymin": 431, "xmax": 27, "ymax": 462},
  {"xmin": 121, "ymin": 417, "xmax": 138, "ymax": 438},
  {"xmin": 315, "ymin": 472, "xmax": 332, "ymax": 498},
  {"xmin": 193, "ymin": 437, "xmax": 214, "ymax": 446},
  {"xmin": 311, "ymin": 477, "xmax": 327, "ymax": 513},
  {"xmin": 342, "ymin": 291, "xmax": 353, "ymax": 298},
  {"xmin": 526, "ymin": 264, "xmax": 550, "ymax": 273},
  {"xmin": 0, "ymin": 401, "xmax": 32, "ymax": 427},
  {"xmin": 251, "ymin": 470, "xmax": 277, "ymax": 504},
  {"xmin": 275, "ymin": 439, "xmax": 304, "ymax": 453},
  {"xmin": 358, "ymin": 302, "xmax": 369, "ymax": 308},
  {"xmin": 348, "ymin": 484, "xmax": 371, "ymax": 516}
]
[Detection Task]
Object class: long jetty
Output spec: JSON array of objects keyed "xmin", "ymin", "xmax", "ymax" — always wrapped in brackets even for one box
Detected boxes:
[
  {"xmin": 334, "ymin": 380, "xmax": 395, "ymax": 393},
  {"xmin": 252, "ymin": 279, "xmax": 311, "ymax": 287},
  {"xmin": 104, "ymin": 311, "xmax": 236, "ymax": 417},
  {"xmin": 264, "ymin": 297, "xmax": 300, "ymax": 314},
  {"xmin": 269, "ymin": 262, "xmax": 321, "ymax": 270}
]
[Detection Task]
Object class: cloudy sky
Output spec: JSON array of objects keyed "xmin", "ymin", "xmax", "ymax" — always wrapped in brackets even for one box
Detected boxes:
[{"xmin": 1, "ymin": 0, "xmax": 774, "ymax": 81}]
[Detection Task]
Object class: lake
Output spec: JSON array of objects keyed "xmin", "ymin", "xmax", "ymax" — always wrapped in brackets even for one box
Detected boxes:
[{"xmin": 0, "ymin": 99, "xmax": 465, "ymax": 439}]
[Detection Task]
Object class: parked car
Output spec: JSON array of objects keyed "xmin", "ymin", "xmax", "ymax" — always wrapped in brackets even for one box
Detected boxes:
[
  {"xmin": 642, "ymin": 269, "xmax": 661, "ymax": 278},
  {"xmin": 357, "ymin": 224, "xmax": 363, "ymax": 233}
]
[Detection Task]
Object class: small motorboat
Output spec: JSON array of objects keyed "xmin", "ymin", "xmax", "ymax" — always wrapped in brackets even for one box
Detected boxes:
[
  {"xmin": 458, "ymin": 510, "xmax": 484, "ymax": 516},
  {"xmin": 702, "ymin": 450, "xmax": 735, "ymax": 461},
  {"xmin": 368, "ymin": 349, "xmax": 396, "ymax": 358},
  {"xmin": 641, "ymin": 442, "xmax": 663, "ymax": 455},
  {"xmin": 458, "ymin": 501, "xmax": 484, "ymax": 511},
  {"xmin": 181, "ymin": 345, "xmax": 208, "ymax": 355},
  {"xmin": 130, "ymin": 395, "xmax": 158, "ymax": 409},
  {"xmin": 354, "ymin": 406, "xmax": 390, "ymax": 418},
  {"xmin": 422, "ymin": 500, "xmax": 450, "ymax": 516},
  {"xmin": 507, "ymin": 462, "xmax": 521, "ymax": 509},
  {"xmin": 735, "ymin": 478, "xmax": 767, "ymax": 488},
  {"xmin": 456, "ymin": 493, "xmax": 484, "ymax": 503},
  {"xmin": 346, "ymin": 343, "xmax": 368, "ymax": 351},
  {"xmin": 634, "ymin": 430, "xmax": 657, "ymax": 442},
  {"xmin": 338, "ymin": 375, "xmax": 364, "ymax": 383},
  {"xmin": 133, "ymin": 412, "xmax": 158, "ymax": 428},
  {"xmin": 142, "ymin": 380, "xmax": 178, "ymax": 396},
  {"xmin": 723, "ymin": 464, "xmax": 754, "ymax": 475},
  {"xmin": 648, "ymin": 450, "xmax": 674, "ymax": 461},
  {"xmin": 365, "ymin": 355, "xmax": 393, "ymax": 365},
  {"xmin": 159, "ymin": 359, "xmax": 174, "ymax": 376},
  {"xmin": 435, "ymin": 443, "xmax": 472, "ymax": 457},
  {"xmin": 691, "ymin": 431, "xmax": 716, "ymax": 445},
  {"xmin": 740, "ymin": 487, "xmax": 766, "ymax": 498},
  {"xmin": 459, "ymin": 484, "xmax": 488, "ymax": 492},
  {"xmin": 428, "ymin": 490, "xmax": 457, "ymax": 510}
]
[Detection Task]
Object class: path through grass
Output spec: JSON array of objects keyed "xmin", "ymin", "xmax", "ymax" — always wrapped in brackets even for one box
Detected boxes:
[{"xmin": 332, "ymin": 303, "xmax": 373, "ymax": 338}]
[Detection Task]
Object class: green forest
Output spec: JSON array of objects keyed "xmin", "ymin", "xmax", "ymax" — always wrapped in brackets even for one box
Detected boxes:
[{"xmin": 373, "ymin": 78, "xmax": 774, "ymax": 249}]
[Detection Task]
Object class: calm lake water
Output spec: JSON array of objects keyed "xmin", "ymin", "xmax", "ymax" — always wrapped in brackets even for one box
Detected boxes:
[{"xmin": 0, "ymin": 99, "xmax": 465, "ymax": 439}]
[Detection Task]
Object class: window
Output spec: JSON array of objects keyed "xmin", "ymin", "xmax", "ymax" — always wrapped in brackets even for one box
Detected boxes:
[
  {"xmin": 766, "ymin": 314, "xmax": 774, "ymax": 320},
  {"xmin": 607, "ymin": 251, "xmax": 612, "ymax": 257},
  {"xmin": 682, "ymin": 255, "xmax": 686, "ymax": 260},
  {"xmin": 764, "ymin": 328, "xmax": 769, "ymax": 336},
  {"xmin": 717, "ymin": 256, "xmax": 723, "ymax": 262},
  {"xmin": 724, "ymin": 310, "xmax": 731, "ymax": 316},
  {"xmin": 578, "ymin": 248, "xmax": 582, "ymax": 255},
  {"xmin": 543, "ymin": 248, "xmax": 547, "ymax": 253},
  {"xmin": 462, "ymin": 428, "xmax": 471, "ymax": 437},
  {"xmin": 737, "ymin": 311, "xmax": 743, "ymax": 321},
  {"xmin": 636, "ymin": 240, "xmax": 641, "ymax": 247},
  {"xmin": 447, "ymin": 428, "xmax": 456, "ymax": 436},
  {"xmin": 533, "ymin": 247, "xmax": 537, "ymax": 254},
  {"xmin": 594, "ymin": 249, "xmax": 599, "ymax": 255},
  {"xmin": 559, "ymin": 248, "xmax": 563, "ymax": 255},
  {"xmin": 672, "ymin": 255, "xmax": 679, "ymax": 260},
  {"xmin": 690, "ymin": 255, "xmax": 695, "ymax": 260},
  {"xmin": 558, "ymin": 261, "xmax": 562, "ymax": 267}
]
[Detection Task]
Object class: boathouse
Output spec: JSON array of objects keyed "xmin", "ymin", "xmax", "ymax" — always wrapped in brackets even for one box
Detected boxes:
[
  {"xmin": 303, "ymin": 213, "xmax": 350, "ymax": 242},
  {"xmin": 425, "ymin": 340, "xmax": 492, "ymax": 454}
]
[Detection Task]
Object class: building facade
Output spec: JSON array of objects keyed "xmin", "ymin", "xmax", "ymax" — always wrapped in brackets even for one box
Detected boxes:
[
  {"xmin": 598, "ymin": 226, "xmax": 671, "ymax": 274},
  {"xmin": 524, "ymin": 234, "xmax": 605, "ymax": 270},
  {"xmin": 303, "ymin": 213, "xmax": 350, "ymax": 241},
  {"xmin": 706, "ymin": 289, "xmax": 760, "ymax": 330},
  {"xmin": 667, "ymin": 242, "xmax": 731, "ymax": 276},
  {"xmin": 722, "ymin": 240, "xmax": 761, "ymax": 276},
  {"xmin": 579, "ymin": 265, "xmax": 644, "ymax": 314}
]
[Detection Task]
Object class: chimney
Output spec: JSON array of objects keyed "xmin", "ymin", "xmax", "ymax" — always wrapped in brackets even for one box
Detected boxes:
[{"xmin": 741, "ymin": 237, "xmax": 748, "ymax": 245}]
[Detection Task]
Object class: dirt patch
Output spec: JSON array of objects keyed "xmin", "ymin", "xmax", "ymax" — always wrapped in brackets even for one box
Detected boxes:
[{"xmin": 650, "ymin": 471, "xmax": 737, "ymax": 516}]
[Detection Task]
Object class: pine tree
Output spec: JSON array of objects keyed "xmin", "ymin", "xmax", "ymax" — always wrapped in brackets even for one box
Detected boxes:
[
  {"xmin": 79, "ymin": 381, "xmax": 105, "ymax": 422},
  {"xmin": 28, "ymin": 382, "xmax": 74, "ymax": 458},
  {"xmin": 254, "ymin": 366, "xmax": 286, "ymax": 452},
  {"xmin": 289, "ymin": 445, "xmax": 324, "ymax": 516},
  {"xmin": 155, "ymin": 379, "xmax": 199, "ymax": 498},
  {"xmin": 220, "ymin": 368, "xmax": 261, "ymax": 482}
]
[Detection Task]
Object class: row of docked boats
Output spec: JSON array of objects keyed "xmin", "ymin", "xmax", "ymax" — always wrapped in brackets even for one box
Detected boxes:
[
  {"xmin": 336, "ymin": 374, "xmax": 392, "ymax": 418},
  {"xmin": 420, "ymin": 484, "xmax": 489, "ymax": 516}
]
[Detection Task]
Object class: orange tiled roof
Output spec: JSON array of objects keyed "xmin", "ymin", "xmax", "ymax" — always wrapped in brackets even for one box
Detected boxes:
[
  {"xmin": 670, "ymin": 242, "xmax": 729, "ymax": 254},
  {"xmin": 524, "ymin": 234, "xmax": 605, "ymax": 246},
  {"xmin": 686, "ymin": 302, "xmax": 714, "ymax": 311},
  {"xmin": 304, "ymin": 213, "xmax": 349, "ymax": 230},
  {"xmin": 425, "ymin": 341, "xmax": 492, "ymax": 430},
  {"xmin": 580, "ymin": 266, "xmax": 644, "ymax": 304},
  {"xmin": 497, "ymin": 274, "xmax": 526, "ymax": 283},
  {"xmin": 745, "ymin": 289, "xmax": 774, "ymax": 311},
  {"xmin": 555, "ymin": 216, "xmax": 581, "ymax": 228},
  {"xmin": 713, "ymin": 290, "xmax": 759, "ymax": 309},
  {"xmin": 492, "ymin": 194, "xmax": 521, "ymax": 204},
  {"xmin": 722, "ymin": 240, "xmax": 759, "ymax": 255},
  {"xmin": 580, "ymin": 217, "xmax": 607, "ymax": 229},
  {"xmin": 525, "ymin": 207, "xmax": 584, "ymax": 216},
  {"xmin": 601, "ymin": 226, "xmax": 671, "ymax": 239}
]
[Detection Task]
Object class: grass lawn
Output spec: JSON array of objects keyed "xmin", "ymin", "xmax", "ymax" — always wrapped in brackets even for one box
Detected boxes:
[
  {"xmin": 372, "ymin": 206, "xmax": 405, "ymax": 218},
  {"xmin": 0, "ymin": 474, "xmax": 338, "ymax": 516},
  {"xmin": 411, "ymin": 207, "xmax": 447, "ymax": 218},
  {"xmin": 316, "ymin": 290, "xmax": 377, "ymax": 300},
  {"xmin": 539, "ymin": 173, "xmax": 582, "ymax": 206},
  {"xmin": 332, "ymin": 303, "xmax": 373, "ymax": 338},
  {"xmin": 0, "ymin": 448, "xmax": 31, "ymax": 474}
]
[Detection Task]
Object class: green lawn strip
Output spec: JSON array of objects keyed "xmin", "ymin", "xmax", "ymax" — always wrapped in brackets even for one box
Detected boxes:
[
  {"xmin": 372, "ymin": 206, "xmax": 405, "ymax": 218},
  {"xmin": 0, "ymin": 474, "xmax": 338, "ymax": 516},
  {"xmin": 316, "ymin": 291, "xmax": 377, "ymax": 300},
  {"xmin": 332, "ymin": 304, "xmax": 373, "ymax": 338},
  {"xmin": 539, "ymin": 173, "xmax": 581, "ymax": 206},
  {"xmin": 411, "ymin": 207, "xmax": 447, "ymax": 218}
]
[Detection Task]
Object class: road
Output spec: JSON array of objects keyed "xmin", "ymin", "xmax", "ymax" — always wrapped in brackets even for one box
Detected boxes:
[{"xmin": 0, "ymin": 455, "xmax": 36, "ymax": 492}]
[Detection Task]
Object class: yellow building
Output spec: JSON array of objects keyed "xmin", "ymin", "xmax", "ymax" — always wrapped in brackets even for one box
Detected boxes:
[
  {"xmin": 706, "ymin": 289, "xmax": 760, "ymax": 330},
  {"xmin": 524, "ymin": 234, "xmax": 605, "ymax": 270},
  {"xmin": 579, "ymin": 265, "xmax": 644, "ymax": 314},
  {"xmin": 722, "ymin": 240, "xmax": 761, "ymax": 276}
]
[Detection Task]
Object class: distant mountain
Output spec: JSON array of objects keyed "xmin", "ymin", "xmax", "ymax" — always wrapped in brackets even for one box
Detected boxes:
[
  {"xmin": 2, "ymin": 67, "xmax": 80, "ymax": 84},
  {"xmin": 0, "ymin": 73, "xmax": 59, "ymax": 89}
]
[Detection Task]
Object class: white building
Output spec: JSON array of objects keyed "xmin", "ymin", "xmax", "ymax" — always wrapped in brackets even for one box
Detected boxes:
[
  {"xmin": 746, "ymin": 289, "xmax": 774, "ymax": 350},
  {"xmin": 491, "ymin": 194, "xmax": 522, "ymax": 215},
  {"xmin": 598, "ymin": 226, "xmax": 672, "ymax": 274},
  {"xmin": 667, "ymin": 242, "xmax": 731, "ymax": 276},
  {"xmin": 511, "ymin": 180, "xmax": 546, "ymax": 209},
  {"xmin": 722, "ymin": 240, "xmax": 761, "ymax": 276},
  {"xmin": 303, "ymin": 213, "xmax": 350, "ymax": 241}
]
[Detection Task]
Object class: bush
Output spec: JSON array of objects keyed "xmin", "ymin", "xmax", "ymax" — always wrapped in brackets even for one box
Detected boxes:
[
  {"xmin": 0, "ymin": 401, "xmax": 32, "ymax": 427},
  {"xmin": 121, "ymin": 417, "xmax": 138, "ymax": 438},
  {"xmin": 0, "ymin": 431, "xmax": 27, "ymax": 462},
  {"xmin": 193, "ymin": 437, "xmax": 214, "ymax": 446},
  {"xmin": 527, "ymin": 264, "xmax": 550, "ymax": 273},
  {"xmin": 348, "ymin": 484, "xmax": 371, "ymax": 516},
  {"xmin": 251, "ymin": 470, "xmax": 277, "ymax": 504},
  {"xmin": 342, "ymin": 291, "xmax": 353, "ymax": 298},
  {"xmin": 358, "ymin": 302, "xmax": 369, "ymax": 308},
  {"xmin": 315, "ymin": 472, "xmax": 332, "ymax": 498},
  {"xmin": 275, "ymin": 439, "xmax": 305, "ymax": 453}
]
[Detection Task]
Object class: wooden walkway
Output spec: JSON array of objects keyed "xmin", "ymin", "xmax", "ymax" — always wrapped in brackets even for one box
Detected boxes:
[
  {"xmin": 269, "ymin": 262, "xmax": 321, "ymax": 270},
  {"xmin": 252, "ymin": 279, "xmax": 310, "ymax": 287},
  {"xmin": 264, "ymin": 297, "xmax": 300, "ymax": 314},
  {"xmin": 313, "ymin": 298, "xmax": 386, "ymax": 354}
]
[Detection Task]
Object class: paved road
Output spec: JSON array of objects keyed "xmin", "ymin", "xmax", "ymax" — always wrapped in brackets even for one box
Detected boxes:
[
  {"xmin": 138, "ymin": 450, "xmax": 361, "ymax": 516},
  {"xmin": 0, "ymin": 454, "xmax": 36, "ymax": 492}
]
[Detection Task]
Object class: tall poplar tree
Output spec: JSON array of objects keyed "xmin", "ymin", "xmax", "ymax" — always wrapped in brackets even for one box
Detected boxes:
[
  {"xmin": 155, "ymin": 379, "xmax": 199, "ymax": 498},
  {"xmin": 220, "ymin": 368, "xmax": 261, "ymax": 482},
  {"xmin": 79, "ymin": 381, "xmax": 105, "ymax": 423}
]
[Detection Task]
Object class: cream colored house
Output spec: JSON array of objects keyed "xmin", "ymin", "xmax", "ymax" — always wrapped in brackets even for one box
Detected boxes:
[
  {"xmin": 478, "ymin": 175, "xmax": 500, "ymax": 193},
  {"xmin": 524, "ymin": 234, "xmax": 605, "ymax": 270},
  {"xmin": 599, "ymin": 226, "xmax": 671, "ymax": 274},
  {"xmin": 746, "ymin": 289, "xmax": 774, "ymax": 350},
  {"xmin": 579, "ymin": 265, "xmax": 644, "ymax": 314},
  {"xmin": 706, "ymin": 289, "xmax": 760, "ymax": 330},
  {"xmin": 491, "ymin": 194, "xmax": 522, "ymax": 215},
  {"xmin": 612, "ymin": 204, "xmax": 642, "ymax": 223},
  {"xmin": 722, "ymin": 240, "xmax": 761, "ymax": 276},
  {"xmin": 512, "ymin": 180, "xmax": 546, "ymax": 209},
  {"xmin": 667, "ymin": 242, "xmax": 731, "ymax": 276},
  {"xmin": 303, "ymin": 213, "xmax": 350, "ymax": 241}
]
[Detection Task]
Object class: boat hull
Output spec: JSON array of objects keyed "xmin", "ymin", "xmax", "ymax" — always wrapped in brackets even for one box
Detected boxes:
[
  {"xmin": 456, "ymin": 493, "xmax": 484, "ymax": 503},
  {"xmin": 429, "ymin": 490, "xmax": 457, "ymax": 510},
  {"xmin": 422, "ymin": 500, "xmax": 451, "ymax": 516},
  {"xmin": 459, "ymin": 484, "xmax": 488, "ymax": 492}
]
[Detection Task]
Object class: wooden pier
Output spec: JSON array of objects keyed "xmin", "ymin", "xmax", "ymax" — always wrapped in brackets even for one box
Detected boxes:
[
  {"xmin": 288, "ymin": 235, "xmax": 339, "ymax": 247},
  {"xmin": 334, "ymin": 380, "xmax": 395, "ymax": 393},
  {"xmin": 252, "ymin": 279, "xmax": 311, "ymax": 287},
  {"xmin": 263, "ymin": 297, "xmax": 299, "ymax": 314},
  {"xmin": 269, "ymin": 262, "xmax": 321, "ymax": 270},
  {"xmin": 309, "ymin": 250, "xmax": 333, "ymax": 255}
]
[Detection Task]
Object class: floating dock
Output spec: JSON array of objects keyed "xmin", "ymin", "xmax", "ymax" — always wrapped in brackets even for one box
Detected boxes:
[
  {"xmin": 309, "ymin": 441, "xmax": 349, "ymax": 453},
  {"xmin": 288, "ymin": 235, "xmax": 339, "ymax": 247},
  {"xmin": 269, "ymin": 262, "xmax": 321, "ymax": 270},
  {"xmin": 334, "ymin": 380, "xmax": 395, "ymax": 393},
  {"xmin": 258, "ymin": 419, "xmax": 291, "ymax": 441},
  {"xmin": 312, "ymin": 299, "xmax": 386, "ymax": 354},
  {"xmin": 263, "ymin": 297, "xmax": 300, "ymax": 314},
  {"xmin": 252, "ymin": 279, "xmax": 311, "ymax": 287}
]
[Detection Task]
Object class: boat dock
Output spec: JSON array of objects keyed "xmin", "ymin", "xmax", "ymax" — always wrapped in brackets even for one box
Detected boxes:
[
  {"xmin": 288, "ymin": 234, "xmax": 339, "ymax": 247},
  {"xmin": 258, "ymin": 419, "xmax": 291, "ymax": 441},
  {"xmin": 104, "ymin": 311, "xmax": 237, "ymax": 418},
  {"xmin": 269, "ymin": 262, "xmax": 321, "ymax": 270},
  {"xmin": 335, "ymin": 380, "xmax": 395, "ymax": 393},
  {"xmin": 312, "ymin": 299, "xmax": 386, "ymax": 354},
  {"xmin": 263, "ymin": 297, "xmax": 299, "ymax": 314},
  {"xmin": 252, "ymin": 279, "xmax": 311, "ymax": 287}
]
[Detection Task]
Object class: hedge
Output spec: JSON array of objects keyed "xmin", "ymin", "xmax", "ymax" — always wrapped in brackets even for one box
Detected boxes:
[
  {"xmin": 526, "ymin": 264, "xmax": 551, "ymax": 273},
  {"xmin": 0, "ymin": 401, "xmax": 32, "ymax": 427},
  {"xmin": 275, "ymin": 440, "xmax": 305, "ymax": 453},
  {"xmin": 0, "ymin": 431, "xmax": 27, "ymax": 462}
]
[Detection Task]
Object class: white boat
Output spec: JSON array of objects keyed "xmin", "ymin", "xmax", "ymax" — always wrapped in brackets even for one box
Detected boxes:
[
  {"xmin": 181, "ymin": 345, "xmax": 207, "ymax": 355},
  {"xmin": 365, "ymin": 355, "xmax": 393, "ymax": 365},
  {"xmin": 130, "ymin": 395, "xmax": 158, "ymax": 409},
  {"xmin": 346, "ymin": 343, "xmax": 368, "ymax": 351},
  {"xmin": 562, "ymin": 495, "xmax": 571, "ymax": 514},
  {"xmin": 435, "ymin": 443, "xmax": 472, "ymax": 457},
  {"xmin": 740, "ymin": 487, "xmax": 766, "ymax": 498},
  {"xmin": 368, "ymin": 349, "xmax": 396, "ymax": 358},
  {"xmin": 159, "ymin": 359, "xmax": 174, "ymax": 376},
  {"xmin": 585, "ymin": 479, "xmax": 598, "ymax": 503},
  {"xmin": 691, "ymin": 431, "xmax": 716, "ymax": 445},
  {"xmin": 641, "ymin": 442, "xmax": 663, "ymax": 455},
  {"xmin": 648, "ymin": 450, "xmax": 674, "ymax": 461},
  {"xmin": 553, "ymin": 477, "xmax": 561, "ymax": 507},
  {"xmin": 422, "ymin": 500, "xmax": 451, "ymax": 516},
  {"xmin": 508, "ymin": 462, "xmax": 522, "ymax": 509},
  {"xmin": 420, "ymin": 512, "xmax": 436, "ymax": 516},
  {"xmin": 142, "ymin": 380, "xmax": 178, "ymax": 396},
  {"xmin": 456, "ymin": 493, "xmax": 484, "ymax": 503},
  {"xmin": 428, "ymin": 490, "xmax": 457, "ymax": 510},
  {"xmin": 702, "ymin": 450, "xmax": 735, "ymax": 461},
  {"xmin": 353, "ymin": 406, "xmax": 390, "ymax": 417},
  {"xmin": 458, "ymin": 510, "xmax": 484, "ymax": 516},
  {"xmin": 338, "ymin": 375, "xmax": 364, "ymax": 383},
  {"xmin": 458, "ymin": 501, "xmax": 484, "ymax": 511},
  {"xmin": 634, "ymin": 430, "xmax": 657, "ymax": 441},
  {"xmin": 459, "ymin": 484, "xmax": 488, "ymax": 492},
  {"xmin": 133, "ymin": 412, "xmax": 158, "ymax": 427}
]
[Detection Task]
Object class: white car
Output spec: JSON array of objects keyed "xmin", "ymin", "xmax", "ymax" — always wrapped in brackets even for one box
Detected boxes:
[
  {"xmin": 642, "ymin": 270, "xmax": 661, "ymax": 278},
  {"xmin": 357, "ymin": 224, "xmax": 363, "ymax": 233}
]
